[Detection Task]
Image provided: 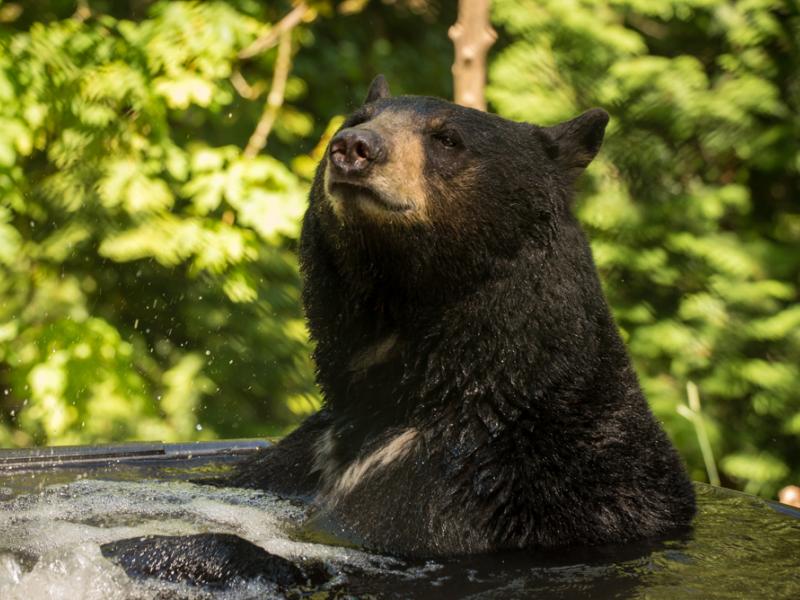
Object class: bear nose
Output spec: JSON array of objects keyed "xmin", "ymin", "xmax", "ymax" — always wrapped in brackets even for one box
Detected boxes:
[{"xmin": 329, "ymin": 128, "xmax": 385, "ymax": 176}]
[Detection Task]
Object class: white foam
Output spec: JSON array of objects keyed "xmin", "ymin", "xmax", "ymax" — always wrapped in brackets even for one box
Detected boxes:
[
  {"xmin": 0, "ymin": 478, "xmax": 407, "ymax": 599},
  {"xmin": 0, "ymin": 544, "xmax": 132, "ymax": 600}
]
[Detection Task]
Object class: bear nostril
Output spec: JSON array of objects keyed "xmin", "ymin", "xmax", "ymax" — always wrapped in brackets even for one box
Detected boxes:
[
  {"xmin": 330, "ymin": 138, "xmax": 347, "ymax": 159},
  {"xmin": 353, "ymin": 140, "xmax": 370, "ymax": 160}
]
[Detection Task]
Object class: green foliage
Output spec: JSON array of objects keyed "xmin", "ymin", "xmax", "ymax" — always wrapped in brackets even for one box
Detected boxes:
[
  {"xmin": 0, "ymin": 1, "xmax": 319, "ymax": 445},
  {"xmin": 490, "ymin": 0, "xmax": 800, "ymax": 497},
  {"xmin": 0, "ymin": 0, "xmax": 455, "ymax": 447},
  {"xmin": 1, "ymin": 0, "xmax": 797, "ymax": 502}
]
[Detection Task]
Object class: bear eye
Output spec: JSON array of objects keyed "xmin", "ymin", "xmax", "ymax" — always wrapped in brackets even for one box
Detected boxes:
[{"xmin": 432, "ymin": 130, "xmax": 461, "ymax": 149}]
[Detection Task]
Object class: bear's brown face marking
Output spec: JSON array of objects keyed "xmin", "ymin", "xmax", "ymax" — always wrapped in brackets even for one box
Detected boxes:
[{"xmin": 324, "ymin": 107, "xmax": 451, "ymax": 224}]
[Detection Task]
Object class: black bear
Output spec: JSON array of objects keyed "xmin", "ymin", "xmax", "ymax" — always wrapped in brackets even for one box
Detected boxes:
[
  {"xmin": 105, "ymin": 77, "xmax": 696, "ymax": 585},
  {"xmin": 226, "ymin": 75, "xmax": 697, "ymax": 556}
]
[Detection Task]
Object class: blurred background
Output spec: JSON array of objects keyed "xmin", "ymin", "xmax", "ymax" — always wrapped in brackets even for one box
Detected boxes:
[{"xmin": 0, "ymin": 0, "xmax": 797, "ymax": 501}]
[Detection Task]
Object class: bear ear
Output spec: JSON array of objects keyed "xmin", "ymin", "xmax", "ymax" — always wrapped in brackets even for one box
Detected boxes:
[
  {"xmin": 364, "ymin": 74, "xmax": 391, "ymax": 104},
  {"xmin": 544, "ymin": 108, "xmax": 609, "ymax": 177}
]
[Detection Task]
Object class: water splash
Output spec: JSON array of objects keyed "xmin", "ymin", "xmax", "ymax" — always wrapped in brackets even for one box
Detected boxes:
[{"xmin": 0, "ymin": 469, "xmax": 798, "ymax": 598}]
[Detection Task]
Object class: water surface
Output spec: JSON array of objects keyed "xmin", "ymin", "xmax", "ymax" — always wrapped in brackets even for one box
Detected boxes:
[{"xmin": 1, "ymin": 451, "xmax": 798, "ymax": 599}]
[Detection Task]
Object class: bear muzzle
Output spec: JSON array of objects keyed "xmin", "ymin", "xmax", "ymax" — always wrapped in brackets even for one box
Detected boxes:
[
  {"xmin": 324, "ymin": 115, "xmax": 428, "ymax": 219},
  {"xmin": 325, "ymin": 130, "xmax": 416, "ymax": 216}
]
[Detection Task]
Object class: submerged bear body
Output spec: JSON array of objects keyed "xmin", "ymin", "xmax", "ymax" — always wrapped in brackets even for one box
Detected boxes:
[{"xmin": 229, "ymin": 76, "xmax": 696, "ymax": 556}]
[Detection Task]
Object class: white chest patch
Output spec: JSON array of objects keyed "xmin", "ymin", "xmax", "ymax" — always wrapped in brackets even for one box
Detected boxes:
[
  {"xmin": 315, "ymin": 428, "xmax": 419, "ymax": 503},
  {"xmin": 347, "ymin": 333, "xmax": 399, "ymax": 372},
  {"xmin": 312, "ymin": 427, "xmax": 338, "ymax": 485},
  {"xmin": 332, "ymin": 428, "xmax": 418, "ymax": 497}
]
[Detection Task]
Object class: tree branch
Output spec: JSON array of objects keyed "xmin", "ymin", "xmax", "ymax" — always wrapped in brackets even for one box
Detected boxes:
[
  {"xmin": 243, "ymin": 29, "xmax": 293, "ymax": 158},
  {"xmin": 231, "ymin": 70, "xmax": 266, "ymax": 100},
  {"xmin": 449, "ymin": 0, "xmax": 496, "ymax": 111},
  {"xmin": 72, "ymin": 0, "xmax": 91, "ymax": 22},
  {"xmin": 238, "ymin": 2, "xmax": 311, "ymax": 60}
]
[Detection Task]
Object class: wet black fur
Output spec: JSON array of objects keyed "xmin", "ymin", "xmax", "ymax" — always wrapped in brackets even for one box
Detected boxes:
[{"xmin": 229, "ymin": 83, "xmax": 696, "ymax": 555}]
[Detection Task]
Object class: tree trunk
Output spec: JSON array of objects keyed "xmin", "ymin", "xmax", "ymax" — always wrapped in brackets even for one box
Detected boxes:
[{"xmin": 449, "ymin": 0, "xmax": 497, "ymax": 111}]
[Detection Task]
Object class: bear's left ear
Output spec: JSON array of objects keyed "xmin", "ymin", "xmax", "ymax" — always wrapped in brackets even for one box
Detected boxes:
[
  {"xmin": 363, "ymin": 74, "xmax": 391, "ymax": 104},
  {"xmin": 544, "ymin": 108, "xmax": 609, "ymax": 178}
]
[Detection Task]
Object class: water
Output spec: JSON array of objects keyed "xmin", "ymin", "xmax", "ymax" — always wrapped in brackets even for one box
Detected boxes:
[{"xmin": 1, "ymin": 453, "xmax": 799, "ymax": 599}]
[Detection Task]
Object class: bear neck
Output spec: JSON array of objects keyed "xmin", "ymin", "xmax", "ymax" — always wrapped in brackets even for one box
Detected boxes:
[{"xmin": 304, "ymin": 214, "xmax": 641, "ymax": 456}]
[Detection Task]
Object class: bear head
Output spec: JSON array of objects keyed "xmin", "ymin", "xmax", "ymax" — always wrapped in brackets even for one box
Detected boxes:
[{"xmin": 308, "ymin": 75, "xmax": 609, "ymax": 301}]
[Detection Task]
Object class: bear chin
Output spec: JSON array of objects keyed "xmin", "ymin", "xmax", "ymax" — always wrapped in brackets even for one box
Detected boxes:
[{"xmin": 326, "ymin": 181, "xmax": 414, "ymax": 215}]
